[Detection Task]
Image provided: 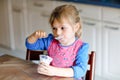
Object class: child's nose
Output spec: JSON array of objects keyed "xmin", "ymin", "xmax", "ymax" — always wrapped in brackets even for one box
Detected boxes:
[{"xmin": 56, "ymin": 29, "xmax": 62, "ymax": 35}]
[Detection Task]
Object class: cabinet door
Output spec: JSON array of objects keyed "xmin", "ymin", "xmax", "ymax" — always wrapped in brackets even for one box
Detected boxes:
[
  {"xmin": 82, "ymin": 19, "xmax": 101, "ymax": 51},
  {"xmin": 81, "ymin": 19, "xmax": 102, "ymax": 76},
  {"xmin": 0, "ymin": 0, "xmax": 11, "ymax": 48},
  {"xmin": 27, "ymin": 0, "xmax": 54, "ymax": 34},
  {"xmin": 102, "ymin": 22, "xmax": 120, "ymax": 80},
  {"xmin": 27, "ymin": 9, "xmax": 52, "ymax": 34},
  {"xmin": 103, "ymin": 7, "xmax": 120, "ymax": 24},
  {"xmin": 75, "ymin": 3, "xmax": 102, "ymax": 20},
  {"xmin": 11, "ymin": 0, "xmax": 26, "ymax": 51}
]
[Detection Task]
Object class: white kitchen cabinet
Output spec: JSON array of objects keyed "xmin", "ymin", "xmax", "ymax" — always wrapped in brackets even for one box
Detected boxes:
[
  {"xmin": 27, "ymin": 0, "xmax": 54, "ymax": 34},
  {"xmin": 0, "ymin": 0, "xmax": 11, "ymax": 48},
  {"xmin": 102, "ymin": 7, "xmax": 120, "ymax": 24},
  {"xmin": 81, "ymin": 19, "xmax": 102, "ymax": 78},
  {"xmin": 0, "ymin": 0, "xmax": 27, "ymax": 51},
  {"xmin": 81, "ymin": 19, "xmax": 101, "ymax": 52},
  {"xmin": 102, "ymin": 22, "xmax": 120, "ymax": 80},
  {"xmin": 11, "ymin": 0, "xmax": 27, "ymax": 51},
  {"xmin": 75, "ymin": 3, "xmax": 102, "ymax": 20},
  {"xmin": 101, "ymin": 7, "xmax": 120, "ymax": 80}
]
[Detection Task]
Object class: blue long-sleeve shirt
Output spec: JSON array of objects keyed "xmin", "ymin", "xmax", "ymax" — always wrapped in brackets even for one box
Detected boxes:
[{"xmin": 25, "ymin": 34, "xmax": 89, "ymax": 78}]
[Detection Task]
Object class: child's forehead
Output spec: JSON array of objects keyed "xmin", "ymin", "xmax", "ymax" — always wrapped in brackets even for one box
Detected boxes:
[
  {"xmin": 53, "ymin": 18, "xmax": 70, "ymax": 25},
  {"xmin": 52, "ymin": 19, "xmax": 75, "ymax": 29},
  {"xmin": 52, "ymin": 19, "xmax": 69, "ymax": 26},
  {"xmin": 52, "ymin": 21, "xmax": 64, "ymax": 28}
]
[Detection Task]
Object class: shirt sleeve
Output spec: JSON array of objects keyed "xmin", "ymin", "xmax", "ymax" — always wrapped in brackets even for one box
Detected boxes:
[
  {"xmin": 25, "ymin": 33, "xmax": 54, "ymax": 50},
  {"xmin": 71, "ymin": 43, "xmax": 89, "ymax": 78}
]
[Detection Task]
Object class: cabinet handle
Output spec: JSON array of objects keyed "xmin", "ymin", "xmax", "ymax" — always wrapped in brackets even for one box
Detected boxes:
[
  {"xmin": 104, "ymin": 26, "xmax": 119, "ymax": 30},
  {"xmin": 83, "ymin": 21, "xmax": 96, "ymax": 26},
  {"xmin": 34, "ymin": 3, "xmax": 44, "ymax": 7},
  {"xmin": 12, "ymin": 8, "xmax": 21, "ymax": 13},
  {"xmin": 41, "ymin": 13, "xmax": 50, "ymax": 17}
]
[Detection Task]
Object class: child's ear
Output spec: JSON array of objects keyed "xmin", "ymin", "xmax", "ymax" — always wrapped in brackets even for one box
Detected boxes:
[{"xmin": 75, "ymin": 22, "xmax": 80, "ymax": 32}]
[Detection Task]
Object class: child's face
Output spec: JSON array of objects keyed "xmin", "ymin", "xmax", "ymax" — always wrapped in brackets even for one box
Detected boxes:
[{"xmin": 52, "ymin": 19, "xmax": 78, "ymax": 46}]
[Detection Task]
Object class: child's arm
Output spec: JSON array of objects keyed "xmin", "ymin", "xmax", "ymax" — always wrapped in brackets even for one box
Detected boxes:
[
  {"xmin": 25, "ymin": 31, "xmax": 53, "ymax": 50},
  {"xmin": 37, "ymin": 62, "xmax": 74, "ymax": 77},
  {"xmin": 71, "ymin": 43, "xmax": 89, "ymax": 78}
]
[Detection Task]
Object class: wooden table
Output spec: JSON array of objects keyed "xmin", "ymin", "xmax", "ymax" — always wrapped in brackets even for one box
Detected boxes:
[{"xmin": 0, "ymin": 54, "xmax": 77, "ymax": 80}]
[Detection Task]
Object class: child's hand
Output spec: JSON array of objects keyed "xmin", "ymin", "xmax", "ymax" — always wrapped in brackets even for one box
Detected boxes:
[
  {"xmin": 34, "ymin": 30, "xmax": 47, "ymax": 39},
  {"xmin": 37, "ymin": 62, "xmax": 74, "ymax": 77},
  {"xmin": 28, "ymin": 30, "xmax": 47, "ymax": 43},
  {"xmin": 37, "ymin": 62, "xmax": 56, "ymax": 76}
]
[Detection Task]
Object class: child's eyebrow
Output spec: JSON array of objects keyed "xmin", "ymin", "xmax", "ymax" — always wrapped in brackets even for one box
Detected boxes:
[{"xmin": 52, "ymin": 26, "xmax": 57, "ymax": 28}]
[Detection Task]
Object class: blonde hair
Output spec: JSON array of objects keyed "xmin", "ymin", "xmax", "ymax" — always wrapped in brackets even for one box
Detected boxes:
[{"xmin": 49, "ymin": 4, "xmax": 82, "ymax": 38}]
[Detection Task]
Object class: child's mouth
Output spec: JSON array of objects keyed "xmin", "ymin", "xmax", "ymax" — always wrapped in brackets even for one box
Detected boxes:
[{"xmin": 55, "ymin": 36, "xmax": 63, "ymax": 40}]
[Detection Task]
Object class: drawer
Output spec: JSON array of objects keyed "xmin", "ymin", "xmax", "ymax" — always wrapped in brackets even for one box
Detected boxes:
[
  {"xmin": 103, "ymin": 22, "xmax": 120, "ymax": 31},
  {"xmin": 12, "ymin": 0, "xmax": 24, "ymax": 11},
  {"xmin": 74, "ymin": 3, "xmax": 102, "ymax": 20},
  {"xmin": 103, "ymin": 7, "xmax": 120, "ymax": 24},
  {"xmin": 27, "ymin": 0, "xmax": 54, "ymax": 12}
]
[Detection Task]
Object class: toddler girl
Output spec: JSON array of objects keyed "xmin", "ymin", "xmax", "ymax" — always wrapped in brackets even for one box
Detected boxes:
[{"xmin": 25, "ymin": 4, "xmax": 89, "ymax": 79}]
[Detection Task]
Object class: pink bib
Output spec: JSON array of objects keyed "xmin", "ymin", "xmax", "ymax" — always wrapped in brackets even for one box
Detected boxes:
[{"xmin": 48, "ymin": 39, "xmax": 83, "ymax": 68}]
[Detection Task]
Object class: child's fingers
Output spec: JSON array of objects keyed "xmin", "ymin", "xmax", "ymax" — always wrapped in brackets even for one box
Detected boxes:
[
  {"xmin": 43, "ymin": 31, "xmax": 47, "ymax": 37},
  {"xmin": 35, "ymin": 30, "xmax": 47, "ymax": 38}
]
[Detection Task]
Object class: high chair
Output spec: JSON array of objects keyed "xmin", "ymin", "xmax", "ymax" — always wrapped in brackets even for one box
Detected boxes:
[
  {"xmin": 26, "ymin": 49, "xmax": 44, "ymax": 61},
  {"xmin": 26, "ymin": 49, "xmax": 95, "ymax": 80},
  {"xmin": 85, "ymin": 51, "xmax": 95, "ymax": 80}
]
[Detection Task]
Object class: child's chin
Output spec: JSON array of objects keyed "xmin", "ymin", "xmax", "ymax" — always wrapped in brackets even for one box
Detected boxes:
[
  {"xmin": 58, "ymin": 40, "xmax": 64, "ymax": 43},
  {"xmin": 60, "ymin": 42, "xmax": 68, "ymax": 46}
]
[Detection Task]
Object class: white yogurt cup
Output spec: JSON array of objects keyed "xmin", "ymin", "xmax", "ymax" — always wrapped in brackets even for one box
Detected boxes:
[{"xmin": 39, "ymin": 55, "xmax": 53, "ymax": 65}]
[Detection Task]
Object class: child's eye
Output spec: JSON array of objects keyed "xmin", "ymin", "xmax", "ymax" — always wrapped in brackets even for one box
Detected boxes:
[
  {"xmin": 61, "ymin": 27, "xmax": 65, "ymax": 30},
  {"xmin": 52, "ymin": 27, "xmax": 56, "ymax": 30}
]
